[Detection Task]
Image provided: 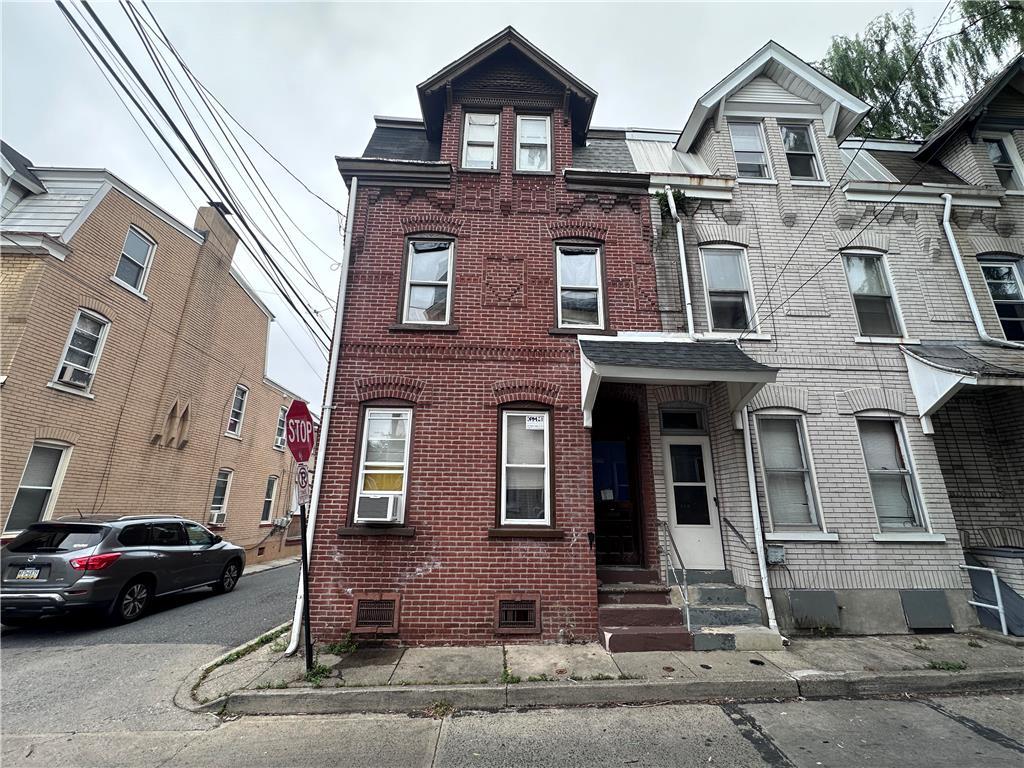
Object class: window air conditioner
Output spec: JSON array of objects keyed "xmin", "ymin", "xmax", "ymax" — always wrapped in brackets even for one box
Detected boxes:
[
  {"xmin": 355, "ymin": 495, "xmax": 401, "ymax": 524},
  {"xmin": 57, "ymin": 365, "xmax": 91, "ymax": 389}
]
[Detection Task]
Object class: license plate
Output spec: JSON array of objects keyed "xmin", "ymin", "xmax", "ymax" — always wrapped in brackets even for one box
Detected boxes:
[{"xmin": 15, "ymin": 567, "xmax": 41, "ymax": 580}]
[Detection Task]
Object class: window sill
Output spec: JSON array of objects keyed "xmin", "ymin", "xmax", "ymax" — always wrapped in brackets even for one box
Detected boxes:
[
  {"xmin": 513, "ymin": 170, "xmax": 555, "ymax": 177},
  {"xmin": 458, "ymin": 167, "xmax": 500, "ymax": 175},
  {"xmin": 208, "ymin": 524, "xmax": 227, "ymax": 531},
  {"xmin": 259, "ymin": 522, "xmax": 275, "ymax": 527},
  {"xmin": 737, "ymin": 178, "xmax": 777, "ymax": 186},
  {"xmin": 337, "ymin": 525, "xmax": 416, "ymax": 537},
  {"xmin": 488, "ymin": 527, "xmax": 564, "ymax": 539},
  {"xmin": 697, "ymin": 332, "xmax": 771, "ymax": 342},
  {"xmin": 111, "ymin": 276, "xmax": 149, "ymax": 301},
  {"xmin": 765, "ymin": 531, "xmax": 839, "ymax": 542},
  {"xmin": 873, "ymin": 532, "xmax": 946, "ymax": 543},
  {"xmin": 549, "ymin": 326, "xmax": 613, "ymax": 336},
  {"xmin": 46, "ymin": 381, "xmax": 95, "ymax": 400},
  {"xmin": 1004, "ymin": 190, "xmax": 1024, "ymax": 196},
  {"xmin": 223, "ymin": 432, "xmax": 243, "ymax": 442},
  {"xmin": 792, "ymin": 179, "xmax": 830, "ymax": 188},
  {"xmin": 388, "ymin": 323, "xmax": 461, "ymax": 333},
  {"xmin": 854, "ymin": 336, "xmax": 921, "ymax": 346}
]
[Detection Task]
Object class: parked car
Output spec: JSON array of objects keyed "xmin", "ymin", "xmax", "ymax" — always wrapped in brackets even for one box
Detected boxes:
[{"xmin": 1, "ymin": 515, "xmax": 245, "ymax": 625}]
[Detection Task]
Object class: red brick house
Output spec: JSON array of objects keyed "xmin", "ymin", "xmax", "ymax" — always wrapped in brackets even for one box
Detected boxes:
[{"xmin": 309, "ymin": 28, "xmax": 776, "ymax": 648}]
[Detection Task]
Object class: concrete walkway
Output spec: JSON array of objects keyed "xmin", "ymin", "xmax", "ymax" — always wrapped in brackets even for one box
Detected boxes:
[{"xmin": 190, "ymin": 632, "xmax": 1024, "ymax": 715}]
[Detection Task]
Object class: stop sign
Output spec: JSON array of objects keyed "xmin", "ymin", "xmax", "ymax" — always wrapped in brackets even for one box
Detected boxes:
[{"xmin": 285, "ymin": 400, "xmax": 315, "ymax": 463}]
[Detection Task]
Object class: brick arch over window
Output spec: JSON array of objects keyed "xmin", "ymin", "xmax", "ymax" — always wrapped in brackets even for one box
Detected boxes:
[
  {"xmin": 74, "ymin": 296, "xmax": 116, "ymax": 323},
  {"xmin": 400, "ymin": 214, "xmax": 464, "ymax": 237},
  {"xmin": 34, "ymin": 427, "xmax": 78, "ymax": 445},
  {"xmin": 832, "ymin": 231, "xmax": 890, "ymax": 254},
  {"xmin": 837, "ymin": 387, "xmax": 909, "ymax": 415},
  {"xmin": 354, "ymin": 375, "xmax": 425, "ymax": 404},
  {"xmin": 547, "ymin": 220, "xmax": 607, "ymax": 243},
  {"xmin": 491, "ymin": 379, "xmax": 560, "ymax": 406},
  {"xmin": 749, "ymin": 384, "xmax": 814, "ymax": 414},
  {"xmin": 975, "ymin": 242, "xmax": 1024, "ymax": 259},
  {"xmin": 651, "ymin": 384, "xmax": 711, "ymax": 405},
  {"xmin": 692, "ymin": 224, "xmax": 752, "ymax": 248}
]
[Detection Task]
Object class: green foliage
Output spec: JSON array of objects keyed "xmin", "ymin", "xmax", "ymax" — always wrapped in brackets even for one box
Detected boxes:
[
  {"xmin": 323, "ymin": 634, "xmax": 357, "ymax": 655},
  {"xmin": 819, "ymin": 2, "xmax": 1024, "ymax": 139},
  {"xmin": 927, "ymin": 659, "xmax": 968, "ymax": 671},
  {"xmin": 426, "ymin": 700, "xmax": 455, "ymax": 718},
  {"xmin": 304, "ymin": 662, "xmax": 332, "ymax": 686},
  {"xmin": 500, "ymin": 668, "xmax": 521, "ymax": 684}
]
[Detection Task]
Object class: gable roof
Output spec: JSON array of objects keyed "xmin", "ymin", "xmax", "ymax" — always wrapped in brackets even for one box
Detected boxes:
[
  {"xmin": 675, "ymin": 40, "xmax": 869, "ymax": 152},
  {"xmin": 916, "ymin": 53, "xmax": 1024, "ymax": 158},
  {"xmin": 1, "ymin": 141, "xmax": 46, "ymax": 194},
  {"xmin": 416, "ymin": 26, "xmax": 597, "ymax": 144}
]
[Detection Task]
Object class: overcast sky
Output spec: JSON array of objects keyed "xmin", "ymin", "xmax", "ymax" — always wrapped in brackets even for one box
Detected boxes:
[{"xmin": 2, "ymin": 0, "xmax": 947, "ymax": 406}]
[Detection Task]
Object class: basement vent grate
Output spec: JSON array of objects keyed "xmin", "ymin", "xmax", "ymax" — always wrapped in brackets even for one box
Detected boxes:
[
  {"xmin": 495, "ymin": 594, "xmax": 541, "ymax": 634},
  {"xmin": 351, "ymin": 592, "xmax": 400, "ymax": 634}
]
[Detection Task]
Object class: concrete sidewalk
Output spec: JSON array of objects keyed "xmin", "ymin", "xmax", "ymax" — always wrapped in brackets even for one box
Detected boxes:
[
  {"xmin": 188, "ymin": 632, "xmax": 1024, "ymax": 715},
  {"xmin": 242, "ymin": 554, "xmax": 300, "ymax": 577}
]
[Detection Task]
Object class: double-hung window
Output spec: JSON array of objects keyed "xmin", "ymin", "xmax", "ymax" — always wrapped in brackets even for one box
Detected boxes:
[
  {"xmin": 274, "ymin": 406, "xmax": 287, "ymax": 450},
  {"xmin": 354, "ymin": 408, "xmax": 412, "ymax": 523},
  {"xmin": 779, "ymin": 123, "xmax": 822, "ymax": 181},
  {"xmin": 757, "ymin": 415, "xmax": 821, "ymax": 530},
  {"xmin": 5, "ymin": 443, "xmax": 71, "ymax": 534},
  {"xmin": 556, "ymin": 244, "xmax": 603, "ymax": 328},
  {"xmin": 208, "ymin": 469, "xmax": 233, "ymax": 525},
  {"xmin": 225, "ymin": 385, "xmax": 248, "ymax": 436},
  {"xmin": 980, "ymin": 259, "xmax": 1024, "ymax": 341},
  {"xmin": 516, "ymin": 115, "xmax": 551, "ymax": 172},
  {"xmin": 462, "ymin": 112, "xmax": 499, "ymax": 170},
  {"xmin": 55, "ymin": 309, "xmax": 109, "ymax": 393},
  {"xmin": 857, "ymin": 418, "xmax": 923, "ymax": 531},
  {"xmin": 701, "ymin": 247, "xmax": 755, "ymax": 332},
  {"xmin": 500, "ymin": 410, "xmax": 551, "ymax": 525},
  {"xmin": 729, "ymin": 122, "xmax": 771, "ymax": 179},
  {"xmin": 983, "ymin": 137, "xmax": 1022, "ymax": 191},
  {"xmin": 114, "ymin": 227, "xmax": 155, "ymax": 293},
  {"xmin": 403, "ymin": 240, "xmax": 454, "ymax": 324},
  {"xmin": 261, "ymin": 476, "xmax": 279, "ymax": 523},
  {"xmin": 843, "ymin": 252, "xmax": 901, "ymax": 337}
]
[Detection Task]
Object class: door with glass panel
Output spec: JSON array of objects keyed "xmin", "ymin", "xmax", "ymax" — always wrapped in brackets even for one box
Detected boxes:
[{"xmin": 664, "ymin": 437, "xmax": 724, "ymax": 570}]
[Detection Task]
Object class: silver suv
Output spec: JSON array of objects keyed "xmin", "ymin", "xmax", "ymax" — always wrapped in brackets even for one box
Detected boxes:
[{"xmin": 1, "ymin": 515, "xmax": 245, "ymax": 625}]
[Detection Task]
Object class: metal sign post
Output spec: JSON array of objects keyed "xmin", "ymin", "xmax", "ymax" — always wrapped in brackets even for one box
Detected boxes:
[{"xmin": 285, "ymin": 401, "xmax": 315, "ymax": 673}]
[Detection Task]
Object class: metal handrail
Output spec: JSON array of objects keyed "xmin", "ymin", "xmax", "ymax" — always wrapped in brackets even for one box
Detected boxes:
[
  {"xmin": 959, "ymin": 564, "xmax": 1008, "ymax": 636},
  {"xmin": 659, "ymin": 520, "xmax": 691, "ymax": 633},
  {"xmin": 721, "ymin": 516, "xmax": 756, "ymax": 554}
]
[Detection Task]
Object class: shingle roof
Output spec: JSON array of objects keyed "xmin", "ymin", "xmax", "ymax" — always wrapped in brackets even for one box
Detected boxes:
[
  {"xmin": 907, "ymin": 343, "xmax": 1024, "ymax": 379},
  {"xmin": 362, "ymin": 126, "xmax": 440, "ymax": 162},
  {"xmin": 579, "ymin": 339, "xmax": 775, "ymax": 373},
  {"xmin": 572, "ymin": 138, "xmax": 636, "ymax": 172},
  {"xmin": 1, "ymin": 141, "xmax": 44, "ymax": 190},
  {"xmin": 866, "ymin": 150, "xmax": 963, "ymax": 185}
]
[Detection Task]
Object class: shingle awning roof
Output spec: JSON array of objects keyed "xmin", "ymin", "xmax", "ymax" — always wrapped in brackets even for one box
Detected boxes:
[
  {"xmin": 902, "ymin": 342, "xmax": 1024, "ymax": 434},
  {"xmin": 578, "ymin": 337, "xmax": 777, "ymax": 427}
]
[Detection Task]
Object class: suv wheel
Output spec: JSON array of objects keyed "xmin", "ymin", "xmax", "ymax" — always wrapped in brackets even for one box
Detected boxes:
[
  {"xmin": 214, "ymin": 560, "xmax": 241, "ymax": 594},
  {"xmin": 113, "ymin": 579, "xmax": 150, "ymax": 623}
]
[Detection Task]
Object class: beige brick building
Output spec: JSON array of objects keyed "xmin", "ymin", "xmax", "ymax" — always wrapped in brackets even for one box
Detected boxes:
[{"xmin": 1, "ymin": 142, "xmax": 305, "ymax": 563}]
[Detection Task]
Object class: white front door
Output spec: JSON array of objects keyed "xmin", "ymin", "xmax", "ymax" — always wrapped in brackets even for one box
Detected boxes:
[{"xmin": 664, "ymin": 436, "xmax": 725, "ymax": 570}]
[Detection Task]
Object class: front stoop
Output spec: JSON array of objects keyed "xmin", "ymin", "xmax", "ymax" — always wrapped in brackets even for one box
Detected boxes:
[
  {"xmin": 676, "ymin": 570, "xmax": 785, "ymax": 652},
  {"xmin": 598, "ymin": 567, "xmax": 693, "ymax": 652}
]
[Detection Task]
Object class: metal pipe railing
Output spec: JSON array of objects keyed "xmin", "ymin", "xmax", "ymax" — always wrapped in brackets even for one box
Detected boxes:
[
  {"xmin": 659, "ymin": 520, "xmax": 691, "ymax": 633},
  {"xmin": 959, "ymin": 564, "xmax": 1008, "ymax": 636},
  {"xmin": 721, "ymin": 515, "xmax": 756, "ymax": 554}
]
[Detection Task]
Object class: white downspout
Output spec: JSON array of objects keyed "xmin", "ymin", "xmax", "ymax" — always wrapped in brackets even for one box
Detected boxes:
[
  {"xmin": 664, "ymin": 185, "xmax": 694, "ymax": 336},
  {"xmin": 286, "ymin": 177, "xmax": 359, "ymax": 656},
  {"xmin": 741, "ymin": 406, "xmax": 778, "ymax": 631},
  {"xmin": 941, "ymin": 193, "xmax": 1024, "ymax": 350}
]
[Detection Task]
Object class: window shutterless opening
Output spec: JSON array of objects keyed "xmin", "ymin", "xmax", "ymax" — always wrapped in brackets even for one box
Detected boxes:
[
  {"xmin": 401, "ymin": 239, "xmax": 454, "ymax": 325},
  {"xmin": 4, "ymin": 443, "xmax": 73, "ymax": 535},
  {"xmin": 856, "ymin": 417, "xmax": 925, "ymax": 532},
  {"xmin": 261, "ymin": 475, "xmax": 279, "ymax": 523},
  {"xmin": 729, "ymin": 121, "xmax": 772, "ymax": 179},
  {"xmin": 555, "ymin": 244, "xmax": 604, "ymax": 329},
  {"xmin": 982, "ymin": 136, "xmax": 1023, "ymax": 191},
  {"xmin": 779, "ymin": 123, "xmax": 823, "ymax": 181},
  {"xmin": 499, "ymin": 408, "xmax": 552, "ymax": 526},
  {"xmin": 979, "ymin": 259, "xmax": 1024, "ymax": 341},
  {"xmin": 516, "ymin": 115, "xmax": 551, "ymax": 172},
  {"xmin": 842, "ymin": 252, "xmax": 902, "ymax": 337},
  {"xmin": 53, "ymin": 309, "xmax": 110, "ymax": 393},
  {"xmin": 756, "ymin": 414, "xmax": 822, "ymax": 531},
  {"xmin": 114, "ymin": 226, "xmax": 156, "ymax": 293},
  {"xmin": 274, "ymin": 406, "xmax": 287, "ymax": 449},
  {"xmin": 354, "ymin": 408, "xmax": 412, "ymax": 524},
  {"xmin": 208, "ymin": 469, "xmax": 233, "ymax": 526},
  {"xmin": 225, "ymin": 385, "xmax": 248, "ymax": 436},
  {"xmin": 462, "ymin": 112, "xmax": 500, "ymax": 170},
  {"xmin": 699, "ymin": 246, "xmax": 756, "ymax": 333}
]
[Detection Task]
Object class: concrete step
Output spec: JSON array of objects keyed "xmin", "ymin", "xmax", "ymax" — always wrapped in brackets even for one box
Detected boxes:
[
  {"xmin": 601, "ymin": 625, "xmax": 694, "ymax": 653},
  {"xmin": 687, "ymin": 583, "xmax": 748, "ymax": 605},
  {"xmin": 599, "ymin": 603, "xmax": 682, "ymax": 627},
  {"xmin": 684, "ymin": 569, "xmax": 735, "ymax": 585},
  {"xmin": 597, "ymin": 567, "xmax": 660, "ymax": 585},
  {"xmin": 598, "ymin": 584, "xmax": 671, "ymax": 606},
  {"xmin": 692, "ymin": 625, "xmax": 785, "ymax": 652},
  {"xmin": 689, "ymin": 603, "xmax": 763, "ymax": 628}
]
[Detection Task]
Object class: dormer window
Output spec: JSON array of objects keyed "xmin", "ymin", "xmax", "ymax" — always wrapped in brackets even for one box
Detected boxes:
[
  {"xmin": 462, "ymin": 113, "xmax": 499, "ymax": 170},
  {"xmin": 983, "ymin": 136, "xmax": 1022, "ymax": 191},
  {"xmin": 516, "ymin": 115, "xmax": 551, "ymax": 172},
  {"xmin": 779, "ymin": 123, "xmax": 822, "ymax": 181},
  {"xmin": 729, "ymin": 122, "xmax": 771, "ymax": 180}
]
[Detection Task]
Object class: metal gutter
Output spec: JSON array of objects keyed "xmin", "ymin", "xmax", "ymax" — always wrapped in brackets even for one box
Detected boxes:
[{"xmin": 741, "ymin": 406, "xmax": 778, "ymax": 632}]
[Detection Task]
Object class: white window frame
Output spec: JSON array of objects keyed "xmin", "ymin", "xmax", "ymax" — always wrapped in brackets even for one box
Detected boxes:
[
  {"xmin": 51, "ymin": 308, "xmax": 110, "ymax": 397},
  {"xmin": 515, "ymin": 114, "xmax": 552, "ymax": 172},
  {"xmin": 754, "ymin": 411, "xmax": 825, "ymax": 533},
  {"xmin": 841, "ymin": 250, "xmax": 907, "ymax": 340},
  {"xmin": 555, "ymin": 244, "xmax": 604, "ymax": 330},
  {"xmin": 112, "ymin": 226, "xmax": 156, "ymax": 297},
  {"xmin": 208, "ymin": 468, "xmax": 233, "ymax": 526},
  {"xmin": 979, "ymin": 257, "xmax": 1024, "ymax": 342},
  {"xmin": 729, "ymin": 121, "xmax": 774, "ymax": 182},
  {"xmin": 261, "ymin": 475, "xmax": 279, "ymax": 523},
  {"xmin": 3, "ymin": 441, "xmax": 73, "ymax": 535},
  {"xmin": 779, "ymin": 122, "xmax": 825, "ymax": 184},
  {"xmin": 855, "ymin": 415, "xmax": 930, "ymax": 535},
  {"xmin": 461, "ymin": 112, "xmax": 500, "ymax": 171},
  {"xmin": 980, "ymin": 132, "xmax": 1024, "ymax": 193},
  {"xmin": 499, "ymin": 409, "xmax": 551, "ymax": 526},
  {"xmin": 225, "ymin": 385, "xmax": 248, "ymax": 438},
  {"xmin": 354, "ymin": 407, "xmax": 412, "ymax": 524},
  {"xmin": 402, "ymin": 239, "xmax": 454, "ymax": 325},
  {"xmin": 274, "ymin": 406, "xmax": 287, "ymax": 450},
  {"xmin": 698, "ymin": 245, "xmax": 759, "ymax": 335}
]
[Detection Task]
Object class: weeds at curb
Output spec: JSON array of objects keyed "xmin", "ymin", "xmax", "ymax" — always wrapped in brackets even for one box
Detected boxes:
[
  {"xmin": 500, "ymin": 647, "xmax": 521, "ymax": 684},
  {"xmin": 927, "ymin": 660, "xmax": 967, "ymax": 672},
  {"xmin": 191, "ymin": 622, "xmax": 291, "ymax": 702},
  {"xmin": 425, "ymin": 700, "xmax": 455, "ymax": 719},
  {"xmin": 305, "ymin": 663, "xmax": 332, "ymax": 686},
  {"xmin": 323, "ymin": 634, "xmax": 358, "ymax": 656}
]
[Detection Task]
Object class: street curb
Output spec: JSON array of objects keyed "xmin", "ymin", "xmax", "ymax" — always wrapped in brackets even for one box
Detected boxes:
[
  {"xmin": 173, "ymin": 620, "xmax": 293, "ymax": 714},
  {"xmin": 242, "ymin": 557, "xmax": 300, "ymax": 578},
  {"xmin": 219, "ymin": 667, "xmax": 1024, "ymax": 716}
]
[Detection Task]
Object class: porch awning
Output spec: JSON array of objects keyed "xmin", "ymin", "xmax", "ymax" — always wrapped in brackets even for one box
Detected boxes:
[
  {"xmin": 902, "ymin": 343, "xmax": 1024, "ymax": 433},
  {"xmin": 578, "ymin": 336, "xmax": 777, "ymax": 427}
]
